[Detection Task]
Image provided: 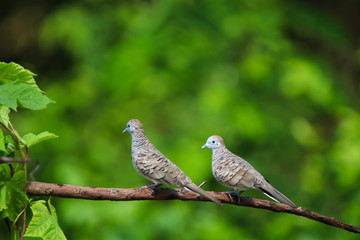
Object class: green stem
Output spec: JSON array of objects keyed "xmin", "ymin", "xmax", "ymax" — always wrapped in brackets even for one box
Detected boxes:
[
  {"xmin": 6, "ymin": 120, "xmax": 29, "ymax": 239},
  {"xmin": 8, "ymin": 121, "xmax": 26, "ymax": 159},
  {"xmin": 20, "ymin": 202, "xmax": 28, "ymax": 240}
]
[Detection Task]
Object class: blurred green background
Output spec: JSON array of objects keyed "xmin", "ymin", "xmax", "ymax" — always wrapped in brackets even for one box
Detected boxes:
[{"xmin": 1, "ymin": 0, "xmax": 360, "ymax": 239}]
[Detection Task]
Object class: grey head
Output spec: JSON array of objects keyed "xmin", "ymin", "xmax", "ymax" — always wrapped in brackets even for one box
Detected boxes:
[
  {"xmin": 123, "ymin": 119, "xmax": 144, "ymax": 135},
  {"xmin": 201, "ymin": 135, "xmax": 225, "ymax": 152}
]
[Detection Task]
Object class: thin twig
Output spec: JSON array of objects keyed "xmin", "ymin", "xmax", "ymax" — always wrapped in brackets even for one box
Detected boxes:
[
  {"xmin": 0, "ymin": 157, "xmax": 35, "ymax": 163},
  {"xmin": 1, "ymin": 121, "xmax": 30, "ymax": 237},
  {"xmin": 24, "ymin": 147, "xmax": 29, "ymax": 179},
  {"xmin": 0, "ymin": 157, "xmax": 40, "ymax": 180},
  {"xmin": 8, "ymin": 121, "xmax": 27, "ymax": 179},
  {"xmin": 7, "ymin": 121, "xmax": 30, "ymax": 240},
  {"xmin": 0, "ymin": 121, "xmax": 8, "ymax": 130},
  {"xmin": 25, "ymin": 181, "xmax": 360, "ymax": 234},
  {"xmin": 29, "ymin": 161, "xmax": 40, "ymax": 181},
  {"xmin": 20, "ymin": 202, "xmax": 28, "ymax": 240},
  {"xmin": 8, "ymin": 121, "xmax": 25, "ymax": 158}
]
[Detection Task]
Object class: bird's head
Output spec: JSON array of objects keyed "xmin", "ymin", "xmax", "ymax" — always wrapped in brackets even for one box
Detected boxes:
[
  {"xmin": 123, "ymin": 119, "xmax": 144, "ymax": 135},
  {"xmin": 201, "ymin": 135, "xmax": 224, "ymax": 151}
]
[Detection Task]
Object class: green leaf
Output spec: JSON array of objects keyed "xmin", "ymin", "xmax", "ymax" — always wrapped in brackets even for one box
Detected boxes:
[
  {"xmin": 0, "ymin": 105, "xmax": 10, "ymax": 128},
  {"xmin": 0, "ymin": 62, "xmax": 36, "ymax": 84},
  {"xmin": 4, "ymin": 135, "xmax": 16, "ymax": 155},
  {"xmin": 0, "ymin": 163, "xmax": 11, "ymax": 184},
  {"xmin": 0, "ymin": 165, "xmax": 28, "ymax": 221},
  {"xmin": 0, "ymin": 186, "xmax": 8, "ymax": 212},
  {"xmin": 25, "ymin": 200, "xmax": 66, "ymax": 240},
  {"xmin": 0, "ymin": 129, "xmax": 5, "ymax": 152},
  {"xmin": 48, "ymin": 199, "xmax": 58, "ymax": 222},
  {"xmin": 22, "ymin": 131, "xmax": 58, "ymax": 147},
  {"xmin": 0, "ymin": 81, "xmax": 54, "ymax": 111},
  {"xmin": 0, "ymin": 62, "xmax": 54, "ymax": 111},
  {"xmin": 11, "ymin": 170, "xmax": 27, "ymax": 188}
]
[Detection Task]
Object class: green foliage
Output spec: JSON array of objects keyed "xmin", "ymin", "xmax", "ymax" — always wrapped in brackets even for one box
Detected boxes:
[
  {"xmin": 0, "ymin": 62, "xmax": 36, "ymax": 84},
  {"xmin": 25, "ymin": 200, "xmax": 66, "ymax": 240},
  {"xmin": 0, "ymin": 129, "xmax": 5, "ymax": 152},
  {"xmin": 0, "ymin": 62, "xmax": 54, "ymax": 111},
  {"xmin": 0, "ymin": 165, "xmax": 28, "ymax": 222},
  {"xmin": 0, "ymin": 105, "xmax": 10, "ymax": 128},
  {"xmin": 0, "ymin": 62, "xmax": 62, "ymax": 239},
  {"xmin": 22, "ymin": 132, "xmax": 58, "ymax": 148},
  {"xmin": 2, "ymin": 134, "xmax": 17, "ymax": 156}
]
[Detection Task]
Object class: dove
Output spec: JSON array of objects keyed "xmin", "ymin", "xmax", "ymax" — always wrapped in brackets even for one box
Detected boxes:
[
  {"xmin": 201, "ymin": 135, "xmax": 296, "ymax": 207},
  {"xmin": 123, "ymin": 119, "xmax": 222, "ymax": 205}
]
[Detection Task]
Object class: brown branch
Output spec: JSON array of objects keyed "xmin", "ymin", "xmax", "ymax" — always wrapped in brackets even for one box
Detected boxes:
[
  {"xmin": 0, "ymin": 157, "xmax": 35, "ymax": 163},
  {"xmin": 1, "ymin": 157, "xmax": 40, "ymax": 180},
  {"xmin": 25, "ymin": 181, "xmax": 360, "ymax": 234}
]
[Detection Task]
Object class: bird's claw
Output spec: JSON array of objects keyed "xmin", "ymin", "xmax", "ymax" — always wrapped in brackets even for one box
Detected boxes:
[
  {"xmin": 223, "ymin": 190, "xmax": 244, "ymax": 202},
  {"xmin": 141, "ymin": 183, "xmax": 162, "ymax": 196}
]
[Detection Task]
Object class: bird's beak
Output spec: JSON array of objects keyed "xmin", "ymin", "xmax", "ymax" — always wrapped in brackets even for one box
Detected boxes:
[
  {"xmin": 122, "ymin": 128, "xmax": 128, "ymax": 133},
  {"xmin": 201, "ymin": 144, "xmax": 207, "ymax": 149}
]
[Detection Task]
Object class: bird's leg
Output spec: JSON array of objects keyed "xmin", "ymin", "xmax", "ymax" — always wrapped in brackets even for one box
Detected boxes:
[
  {"xmin": 222, "ymin": 189, "xmax": 245, "ymax": 202},
  {"xmin": 143, "ymin": 183, "xmax": 162, "ymax": 188},
  {"xmin": 141, "ymin": 183, "xmax": 162, "ymax": 195},
  {"xmin": 222, "ymin": 189, "xmax": 237, "ymax": 201},
  {"xmin": 234, "ymin": 190, "xmax": 245, "ymax": 202}
]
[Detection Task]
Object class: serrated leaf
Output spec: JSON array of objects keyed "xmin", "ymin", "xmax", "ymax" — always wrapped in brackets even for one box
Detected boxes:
[
  {"xmin": 0, "ymin": 165, "xmax": 28, "ymax": 221},
  {"xmin": 4, "ymin": 135, "xmax": 16, "ymax": 155},
  {"xmin": 11, "ymin": 170, "xmax": 27, "ymax": 188},
  {"xmin": 18, "ymin": 87, "xmax": 54, "ymax": 110},
  {"xmin": 22, "ymin": 131, "xmax": 58, "ymax": 147},
  {"xmin": 0, "ymin": 62, "xmax": 54, "ymax": 111},
  {"xmin": 48, "ymin": 199, "xmax": 58, "ymax": 222},
  {"xmin": 0, "ymin": 62, "xmax": 36, "ymax": 84},
  {"xmin": 0, "ymin": 105, "xmax": 10, "ymax": 128},
  {"xmin": 25, "ymin": 200, "xmax": 66, "ymax": 240},
  {"xmin": 0, "ymin": 184, "xmax": 28, "ymax": 221},
  {"xmin": 0, "ymin": 81, "xmax": 54, "ymax": 111},
  {"xmin": 0, "ymin": 129, "xmax": 5, "ymax": 152}
]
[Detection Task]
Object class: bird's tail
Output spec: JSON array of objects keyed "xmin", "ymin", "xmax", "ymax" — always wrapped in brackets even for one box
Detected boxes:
[
  {"xmin": 186, "ymin": 183, "xmax": 222, "ymax": 206},
  {"xmin": 256, "ymin": 183, "xmax": 296, "ymax": 207}
]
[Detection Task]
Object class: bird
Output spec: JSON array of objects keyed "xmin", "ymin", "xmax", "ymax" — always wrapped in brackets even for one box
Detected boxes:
[
  {"xmin": 201, "ymin": 135, "xmax": 296, "ymax": 207},
  {"xmin": 123, "ymin": 119, "xmax": 222, "ymax": 205}
]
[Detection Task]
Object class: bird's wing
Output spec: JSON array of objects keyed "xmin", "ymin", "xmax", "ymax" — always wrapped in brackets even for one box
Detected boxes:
[
  {"xmin": 215, "ymin": 155, "xmax": 263, "ymax": 189},
  {"xmin": 134, "ymin": 148, "xmax": 191, "ymax": 187}
]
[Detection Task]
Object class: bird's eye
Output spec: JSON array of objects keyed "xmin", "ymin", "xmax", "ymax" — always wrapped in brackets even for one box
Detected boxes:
[
  {"xmin": 212, "ymin": 140, "xmax": 215, "ymax": 144},
  {"xmin": 127, "ymin": 124, "xmax": 130, "ymax": 128}
]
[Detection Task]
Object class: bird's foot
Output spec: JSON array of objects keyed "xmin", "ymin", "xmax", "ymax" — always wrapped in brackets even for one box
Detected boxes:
[
  {"xmin": 222, "ymin": 189, "xmax": 236, "ymax": 201},
  {"xmin": 223, "ymin": 190, "xmax": 244, "ymax": 202},
  {"xmin": 141, "ymin": 183, "xmax": 162, "ymax": 196}
]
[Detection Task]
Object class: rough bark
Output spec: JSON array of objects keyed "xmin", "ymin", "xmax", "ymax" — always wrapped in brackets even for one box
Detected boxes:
[{"xmin": 25, "ymin": 181, "xmax": 360, "ymax": 234}]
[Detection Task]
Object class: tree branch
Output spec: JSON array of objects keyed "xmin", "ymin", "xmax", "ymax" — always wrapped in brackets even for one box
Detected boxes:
[
  {"xmin": 0, "ymin": 157, "xmax": 40, "ymax": 180},
  {"xmin": 25, "ymin": 181, "xmax": 360, "ymax": 234}
]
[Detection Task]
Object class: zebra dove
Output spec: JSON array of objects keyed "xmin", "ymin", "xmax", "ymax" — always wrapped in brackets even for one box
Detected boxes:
[
  {"xmin": 201, "ymin": 135, "xmax": 296, "ymax": 207},
  {"xmin": 123, "ymin": 119, "xmax": 222, "ymax": 205}
]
